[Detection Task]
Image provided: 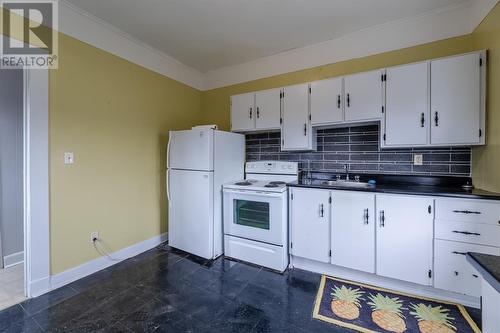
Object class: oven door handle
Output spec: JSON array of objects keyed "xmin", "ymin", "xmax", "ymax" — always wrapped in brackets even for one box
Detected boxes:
[{"xmin": 223, "ymin": 189, "xmax": 284, "ymax": 198}]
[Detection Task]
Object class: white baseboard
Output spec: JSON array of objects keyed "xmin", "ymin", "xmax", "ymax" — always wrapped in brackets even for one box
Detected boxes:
[
  {"xmin": 291, "ymin": 256, "xmax": 480, "ymax": 308},
  {"xmin": 29, "ymin": 276, "xmax": 51, "ymax": 298},
  {"xmin": 50, "ymin": 233, "xmax": 167, "ymax": 291},
  {"xmin": 3, "ymin": 251, "xmax": 24, "ymax": 268}
]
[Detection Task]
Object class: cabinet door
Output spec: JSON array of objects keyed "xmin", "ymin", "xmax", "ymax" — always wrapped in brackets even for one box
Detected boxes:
[
  {"xmin": 281, "ymin": 84, "xmax": 312, "ymax": 150},
  {"xmin": 344, "ymin": 70, "xmax": 383, "ymax": 122},
  {"xmin": 376, "ymin": 194, "xmax": 433, "ymax": 285},
  {"xmin": 384, "ymin": 62, "xmax": 429, "ymax": 146},
  {"xmin": 310, "ymin": 77, "xmax": 343, "ymax": 125},
  {"xmin": 290, "ymin": 188, "xmax": 330, "ymax": 263},
  {"xmin": 230, "ymin": 93, "xmax": 255, "ymax": 132},
  {"xmin": 434, "ymin": 239, "xmax": 500, "ymax": 297},
  {"xmin": 430, "ymin": 53, "xmax": 481, "ymax": 145},
  {"xmin": 255, "ymin": 88, "xmax": 281, "ymax": 130},
  {"xmin": 331, "ymin": 191, "xmax": 375, "ymax": 273}
]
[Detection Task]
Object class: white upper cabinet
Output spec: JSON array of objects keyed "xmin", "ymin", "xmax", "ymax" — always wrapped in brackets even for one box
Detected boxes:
[
  {"xmin": 376, "ymin": 194, "xmax": 434, "ymax": 286},
  {"xmin": 230, "ymin": 51, "xmax": 486, "ymax": 148},
  {"xmin": 331, "ymin": 191, "xmax": 376, "ymax": 273},
  {"xmin": 383, "ymin": 62, "xmax": 429, "ymax": 147},
  {"xmin": 281, "ymin": 84, "xmax": 315, "ymax": 151},
  {"xmin": 430, "ymin": 52, "xmax": 484, "ymax": 146},
  {"xmin": 231, "ymin": 89, "xmax": 281, "ymax": 132},
  {"xmin": 255, "ymin": 88, "xmax": 281, "ymax": 130},
  {"xmin": 290, "ymin": 188, "xmax": 331, "ymax": 263},
  {"xmin": 344, "ymin": 70, "xmax": 383, "ymax": 122},
  {"xmin": 230, "ymin": 92, "xmax": 255, "ymax": 132},
  {"xmin": 310, "ymin": 77, "xmax": 344, "ymax": 125}
]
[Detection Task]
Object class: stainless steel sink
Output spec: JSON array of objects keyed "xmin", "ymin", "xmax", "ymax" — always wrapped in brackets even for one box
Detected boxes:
[{"xmin": 322, "ymin": 180, "xmax": 372, "ymax": 188}]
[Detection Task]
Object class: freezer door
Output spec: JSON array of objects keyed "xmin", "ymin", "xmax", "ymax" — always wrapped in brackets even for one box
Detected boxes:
[
  {"xmin": 168, "ymin": 169, "xmax": 214, "ymax": 259},
  {"xmin": 168, "ymin": 129, "xmax": 214, "ymax": 171}
]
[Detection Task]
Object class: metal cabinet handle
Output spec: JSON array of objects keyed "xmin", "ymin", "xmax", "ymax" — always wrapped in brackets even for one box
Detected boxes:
[
  {"xmin": 249, "ymin": 107, "xmax": 253, "ymax": 119},
  {"xmin": 337, "ymin": 95, "xmax": 341, "ymax": 109},
  {"xmin": 420, "ymin": 113, "xmax": 425, "ymax": 128},
  {"xmin": 256, "ymin": 107, "xmax": 260, "ymax": 118},
  {"xmin": 347, "ymin": 93, "xmax": 351, "ymax": 108},
  {"xmin": 380, "ymin": 210, "xmax": 385, "ymax": 227},
  {"xmin": 452, "ymin": 251, "xmax": 467, "ymax": 256},
  {"xmin": 364, "ymin": 209, "xmax": 369, "ymax": 225},
  {"xmin": 304, "ymin": 124, "xmax": 307, "ymax": 136},
  {"xmin": 434, "ymin": 111, "xmax": 439, "ymax": 126},
  {"xmin": 320, "ymin": 204, "xmax": 324, "ymax": 217},
  {"xmin": 453, "ymin": 210, "xmax": 481, "ymax": 215},
  {"xmin": 452, "ymin": 230, "xmax": 481, "ymax": 236}
]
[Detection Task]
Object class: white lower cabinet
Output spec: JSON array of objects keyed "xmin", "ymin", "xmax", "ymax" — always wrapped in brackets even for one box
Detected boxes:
[
  {"xmin": 434, "ymin": 239, "xmax": 500, "ymax": 297},
  {"xmin": 331, "ymin": 191, "xmax": 376, "ymax": 273},
  {"xmin": 433, "ymin": 197, "xmax": 500, "ymax": 296},
  {"xmin": 290, "ymin": 188, "xmax": 330, "ymax": 263},
  {"xmin": 290, "ymin": 187, "xmax": 500, "ymax": 296},
  {"xmin": 376, "ymin": 194, "xmax": 434, "ymax": 286}
]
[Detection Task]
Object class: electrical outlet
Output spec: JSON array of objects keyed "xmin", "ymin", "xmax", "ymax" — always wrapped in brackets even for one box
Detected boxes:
[
  {"xmin": 90, "ymin": 231, "xmax": 99, "ymax": 243},
  {"xmin": 414, "ymin": 154, "xmax": 423, "ymax": 166}
]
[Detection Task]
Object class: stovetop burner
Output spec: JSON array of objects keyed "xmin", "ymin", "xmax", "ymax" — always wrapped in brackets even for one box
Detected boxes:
[
  {"xmin": 235, "ymin": 181, "xmax": 252, "ymax": 186},
  {"xmin": 265, "ymin": 184, "xmax": 279, "ymax": 188},
  {"xmin": 269, "ymin": 181, "xmax": 286, "ymax": 185}
]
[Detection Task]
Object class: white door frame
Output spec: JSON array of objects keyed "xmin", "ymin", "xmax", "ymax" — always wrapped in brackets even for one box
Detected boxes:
[
  {"xmin": 23, "ymin": 67, "xmax": 50, "ymax": 298},
  {"xmin": 1, "ymin": 33, "xmax": 51, "ymax": 298}
]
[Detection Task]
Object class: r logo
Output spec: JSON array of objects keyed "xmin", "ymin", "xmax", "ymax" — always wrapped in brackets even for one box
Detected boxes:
[{"xmin": 1, "ymin": 0, "xmax": 58, "ymax": 68}]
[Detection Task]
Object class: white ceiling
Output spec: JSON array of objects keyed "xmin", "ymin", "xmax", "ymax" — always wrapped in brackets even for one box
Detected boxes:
[{"xmin": 64, "ymin": 0, "xmax": 470, "ymax": 73}]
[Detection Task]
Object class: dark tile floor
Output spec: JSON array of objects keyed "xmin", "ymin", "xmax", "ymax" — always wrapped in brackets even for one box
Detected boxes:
[{"xmin": 0, "ymin": 244, "xmax": 482, "ymax": 332}]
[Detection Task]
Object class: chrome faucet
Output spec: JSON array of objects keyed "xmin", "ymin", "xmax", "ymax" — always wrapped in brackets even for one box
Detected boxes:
[{"xmin": 344, "ymin": 164, "xmax": 350, "ymax": 181}]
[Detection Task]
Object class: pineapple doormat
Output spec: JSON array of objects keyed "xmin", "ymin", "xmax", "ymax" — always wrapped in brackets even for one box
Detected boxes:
[{"xmin": 312, "ymin": 276, "xmax": 481, "ymax": 333}]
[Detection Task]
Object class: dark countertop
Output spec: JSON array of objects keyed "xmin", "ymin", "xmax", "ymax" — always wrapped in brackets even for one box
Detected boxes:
[
  {"xmin": 467, "ymin": 253, "xmax": 500, "ymax": 293},
  {"xmin": 287, "ymin": 173, "xmax": 500, "ymax": 200}
]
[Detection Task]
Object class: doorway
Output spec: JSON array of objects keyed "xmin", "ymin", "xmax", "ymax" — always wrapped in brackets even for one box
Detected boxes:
[{"xmin": 0, "ymin": 68, "xmax": 25, "ymax": 310}]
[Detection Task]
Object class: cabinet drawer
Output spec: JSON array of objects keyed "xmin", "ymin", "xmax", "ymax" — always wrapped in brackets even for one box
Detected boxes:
[
  {"xmin": 434, "ymin": 239, "xmax": 500, "ymax": 297},
  {"xmin": 435, "ymin": 219, "xmax": 500, "ymax": 247},
  {"xmin": 435, "ymin": 198, "xmax": 500, "ymax": 224}
]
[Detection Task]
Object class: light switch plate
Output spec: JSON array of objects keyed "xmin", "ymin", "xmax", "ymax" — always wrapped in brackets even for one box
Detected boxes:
[
  {"xmin": 413, "ymin": 154, "xmax": 423, "ymax": 166},
  {"xmin": 64, "ymin": 152, "xmax": 74, "ymax": 165}
]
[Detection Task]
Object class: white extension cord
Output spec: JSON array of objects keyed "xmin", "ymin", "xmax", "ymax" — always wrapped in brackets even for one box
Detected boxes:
[{"xmin": 92, "ymin": 238, "xmax": 123, "ymax": 262}]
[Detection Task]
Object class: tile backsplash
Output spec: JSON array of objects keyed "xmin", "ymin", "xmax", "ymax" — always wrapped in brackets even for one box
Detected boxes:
[{"xmin": 245, "ymin": 124, "xmax": 471, "ymax": 176}]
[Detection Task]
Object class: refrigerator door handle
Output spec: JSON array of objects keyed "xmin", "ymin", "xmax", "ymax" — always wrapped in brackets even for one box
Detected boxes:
[
  {"xmin": 166, "ymin": 169, "xmax": 171, "ymax": 206},
  {"xmin": 166, "ymin": 134, "xmax": 172, "ymax": 168}
]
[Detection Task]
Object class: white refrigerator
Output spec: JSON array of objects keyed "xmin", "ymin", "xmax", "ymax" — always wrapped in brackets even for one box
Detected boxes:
[{"xmin": 167, "ymin": 128, "xmax": 245, "ymax": 259}]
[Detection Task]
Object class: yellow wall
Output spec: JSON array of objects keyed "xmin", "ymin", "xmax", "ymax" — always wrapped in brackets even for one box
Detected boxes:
[
  {"xmin": 202, "ymin": 3, "xmax": 500, "ymax": 192},
  {"xmin": 49, "ymin": 34, "xmax": 202, "ymax": 273},
  {"xmin": 470, "ymin": 3, "xmax": 500, "ymax": 191}
]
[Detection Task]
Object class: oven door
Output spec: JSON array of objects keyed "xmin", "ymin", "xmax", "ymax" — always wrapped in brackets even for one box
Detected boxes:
[{"xmin": 223, "ymin": 189, "xmax": 284, "ymax": 246}]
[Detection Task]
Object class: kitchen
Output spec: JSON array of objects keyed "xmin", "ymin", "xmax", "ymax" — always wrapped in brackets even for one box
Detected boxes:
[
  {"xmin": 166, "ymin": 48, "xmax": 499, "ymax": 332},
  {"xmin": 1, "ymin": 1, "xmax": 500, "ymax": 332}
]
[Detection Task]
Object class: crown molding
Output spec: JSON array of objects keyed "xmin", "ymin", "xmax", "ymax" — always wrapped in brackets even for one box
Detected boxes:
[
  {"xmin": 58, "ymin": 0, "xmax": 205, "ymax": 90},
  {"xmin": 55, "ymin": 0, "xmax": 498, "ymax": 91},
  {"xmin": 203, "ymin": 0, "xmax": 499, "ymax": 90}
]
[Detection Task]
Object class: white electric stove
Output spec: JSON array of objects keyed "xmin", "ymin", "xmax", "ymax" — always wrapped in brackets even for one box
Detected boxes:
[{"xmin": 222, "ymin": 161, "xmax": 298, "ymax": 272}]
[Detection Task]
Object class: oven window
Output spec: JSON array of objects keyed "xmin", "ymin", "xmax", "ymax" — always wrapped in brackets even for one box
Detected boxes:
[{"xmin": 233, "ymin": 199, "xmax": 270, "ymax": 230}]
